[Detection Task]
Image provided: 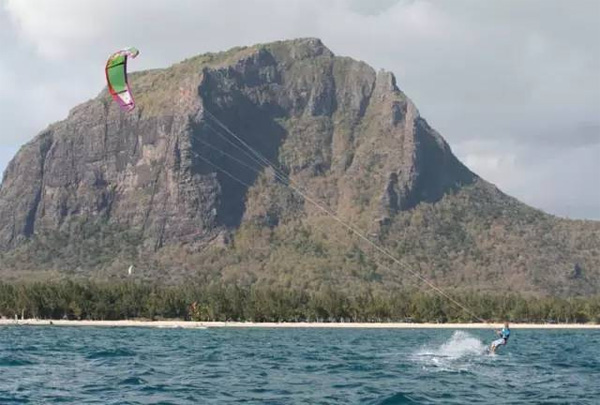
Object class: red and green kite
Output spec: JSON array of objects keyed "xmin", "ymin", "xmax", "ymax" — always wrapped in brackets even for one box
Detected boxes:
[{"xmin": 105, "ymin": 47, "xmax": 139, "ymax": 112}]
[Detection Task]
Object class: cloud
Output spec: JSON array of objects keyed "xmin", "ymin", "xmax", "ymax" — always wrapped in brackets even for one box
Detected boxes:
[
  {"xmin": 0, "ymin": 0, "xmax": 598, "ymax": 219},
  {"xmin": 456, "ymin": 138, "xmax": 600, "ymax": 220},
  {"xmin": 5, "ymin": 0, "xmax": 108, "ymax": 59}
]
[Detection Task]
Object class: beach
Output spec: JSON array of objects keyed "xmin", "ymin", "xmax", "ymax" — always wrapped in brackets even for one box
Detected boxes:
[{"xmin": 1, "ymin": 319, "xmax": 598, "ymax": 329}]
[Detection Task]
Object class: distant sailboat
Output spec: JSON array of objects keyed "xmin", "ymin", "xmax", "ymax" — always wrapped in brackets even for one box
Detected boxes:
[{"xmin": 128, "ymin": 265, "xmax": 134, "ymax": 276}]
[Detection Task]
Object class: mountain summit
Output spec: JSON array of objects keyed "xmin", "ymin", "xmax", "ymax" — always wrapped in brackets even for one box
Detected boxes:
[{"xmin": 0, "ymin": 38, "xmax": 598, "ymax": 295}]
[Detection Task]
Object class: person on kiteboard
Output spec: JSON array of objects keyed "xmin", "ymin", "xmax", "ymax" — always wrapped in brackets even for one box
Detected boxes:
[{"xmin": 490, "ymin": 321, "xmax": 510, "ymax": 353}]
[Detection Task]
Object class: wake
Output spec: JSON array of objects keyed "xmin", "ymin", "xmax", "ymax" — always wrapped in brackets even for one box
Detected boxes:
[
  {"xmin": 414, "ymin": 331, "xmax": 489, "ymax": 370},
  {"xmin": 431, "ymin": 331, "xmax": 487, "ymax": 358}
]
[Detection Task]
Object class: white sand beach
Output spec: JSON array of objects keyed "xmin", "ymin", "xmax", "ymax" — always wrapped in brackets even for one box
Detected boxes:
[{"xmin": 1, "ymin": 319, "xmax": 598, "ymax": 329}]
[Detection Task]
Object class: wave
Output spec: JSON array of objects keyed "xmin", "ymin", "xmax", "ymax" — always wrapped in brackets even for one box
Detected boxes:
[
  {"xmin": 0, "ymin": 355, "xmax": 35, "ymax": 366},
  {"xmin": 373, "ymin": 391, "xmax": 421, "ymax": 404},
  {"xmin": 86, "ymin": 348, "xmax": 136, "ymax": 360}
]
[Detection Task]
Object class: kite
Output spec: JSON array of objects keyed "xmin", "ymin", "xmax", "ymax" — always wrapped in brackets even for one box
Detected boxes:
[{"xmin": 105, "ymin": 47, "xmax": 139, "ymax": 112}]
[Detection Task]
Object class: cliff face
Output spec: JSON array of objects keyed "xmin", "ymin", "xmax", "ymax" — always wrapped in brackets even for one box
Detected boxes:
[
  {"xmin": 0, "ymin": 38, "xmax": 598, "ymax": 295},
  {"xmin": 0, "ymin": 38, "xmax": 474, "ymax": 250}
]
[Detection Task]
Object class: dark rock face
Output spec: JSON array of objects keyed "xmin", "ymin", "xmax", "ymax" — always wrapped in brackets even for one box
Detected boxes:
[
  {"xmin": 0, "ymin": 99, "xmax": 219, "ymax": 251},
  {"xmin": 0, "ymin": 38, "xmax": 598, "ymax": 295},
  {"xmin": 0, "ymin": 38, "xmax": 473, "ymax": 251}
]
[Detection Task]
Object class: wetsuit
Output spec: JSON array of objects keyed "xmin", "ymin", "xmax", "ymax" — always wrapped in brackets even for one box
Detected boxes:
[{"xmin": 491, "ymin": 327, "xmax": 510, "ymax": 350}]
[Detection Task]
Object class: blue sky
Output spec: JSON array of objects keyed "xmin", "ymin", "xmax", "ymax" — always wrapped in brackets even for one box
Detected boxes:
[{"xmin": 0, "ymin": 0, "xmax": 598, "ymax": 219}]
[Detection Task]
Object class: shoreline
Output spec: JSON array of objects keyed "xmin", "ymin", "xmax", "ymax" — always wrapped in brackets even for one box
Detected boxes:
[{"xmin": 1, "ymin": 319, "xmax": 599, "ymax": 329}]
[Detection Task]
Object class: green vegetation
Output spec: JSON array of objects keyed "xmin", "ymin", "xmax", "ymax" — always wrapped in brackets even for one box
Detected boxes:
[
  {"xmin": 1, "ymin": 180, "xmax": 598, "ymax": 297},
  {"xmin": 0, "ymin": 281, "xmax": 598, "ymax": 323},
  {"xmin": 0, "ymin": 220, "xmax": 142, "ymax": 276}
]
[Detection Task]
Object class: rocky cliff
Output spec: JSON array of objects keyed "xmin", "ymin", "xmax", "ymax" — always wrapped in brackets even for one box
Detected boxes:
[{"xmin": 0, "ymin": 38, "xmax": 598, "ymax": 295}]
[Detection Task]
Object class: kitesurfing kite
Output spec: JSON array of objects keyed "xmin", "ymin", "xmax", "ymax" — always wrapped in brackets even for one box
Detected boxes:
[{"xmin": 105, "ymin": 47, "xmax": 139, "ymax": 112}]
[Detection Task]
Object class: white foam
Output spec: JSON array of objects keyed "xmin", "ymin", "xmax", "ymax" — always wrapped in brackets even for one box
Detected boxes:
[
  {"xmin": 415, "ymin": 331, "xmax": 488, "ymax": 363},
  {"xmin": 437, "ymin": 331, "xmax": 487, "ymax": 358}
]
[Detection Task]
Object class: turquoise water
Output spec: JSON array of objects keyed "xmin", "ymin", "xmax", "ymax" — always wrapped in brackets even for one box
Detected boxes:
[{"xmin": 0, "ymin": 327, "xmax": 598, "ymax": 404}]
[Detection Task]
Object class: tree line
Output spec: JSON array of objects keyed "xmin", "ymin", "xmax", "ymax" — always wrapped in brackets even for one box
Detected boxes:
[{"xmin": 0, "ymin": 281, "xmax": 598, "ymax": 323}]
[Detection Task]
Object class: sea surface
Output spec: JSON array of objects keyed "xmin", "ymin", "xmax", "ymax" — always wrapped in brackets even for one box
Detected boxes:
[{"xmin": 0, "ymin": 326, "xmax": 598, "ymax": 404}]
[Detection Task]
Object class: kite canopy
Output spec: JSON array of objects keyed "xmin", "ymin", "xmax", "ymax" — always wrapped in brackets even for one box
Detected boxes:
[{"xmin": 105, "ymin": 47, "xmax": 139, "ymax": 112}]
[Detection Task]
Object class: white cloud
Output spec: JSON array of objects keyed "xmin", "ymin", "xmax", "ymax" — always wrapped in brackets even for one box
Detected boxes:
[
  {"xmin": 5, "ymin": 0, "xmax": 109, "ymax": 59},
  {"xmin": 0, "ymin": 0, "xmax": 598, "ymax": 219},
  {"xmin": 456, "ymin": 138, "xmax": 600, "ymax": 220}
]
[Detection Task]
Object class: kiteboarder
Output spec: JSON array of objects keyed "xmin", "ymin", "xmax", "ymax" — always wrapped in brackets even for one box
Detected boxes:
[{"xmin": 489, "ymin": 321, "xmax": 510, "ymax": 353}]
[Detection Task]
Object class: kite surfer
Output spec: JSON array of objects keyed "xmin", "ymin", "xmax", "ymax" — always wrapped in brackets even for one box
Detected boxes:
[{"xmin": 489, "ymin": 321, "xmax": 510, "ymax": 353}]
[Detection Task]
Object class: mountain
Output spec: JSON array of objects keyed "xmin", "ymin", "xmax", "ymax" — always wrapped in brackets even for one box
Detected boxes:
[{"xmin": 0, "ymin": 38, "xmax": 598, "ymax": 296}]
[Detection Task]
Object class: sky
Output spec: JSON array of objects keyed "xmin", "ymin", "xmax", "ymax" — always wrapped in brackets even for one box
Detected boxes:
[{"xmin": 0, "ymin": 0, "xmax": 598, "ymax": 219}]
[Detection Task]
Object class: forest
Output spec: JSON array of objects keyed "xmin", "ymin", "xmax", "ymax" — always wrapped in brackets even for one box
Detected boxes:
[{"xmin": 0, "ymin": 281, "xmax": 598, "ymax": 323}]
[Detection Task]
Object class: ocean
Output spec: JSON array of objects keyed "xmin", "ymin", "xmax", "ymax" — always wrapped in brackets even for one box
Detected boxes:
[{"xmin": 0, "ymin": 326, "xmax": 598, "ymax": 404}]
